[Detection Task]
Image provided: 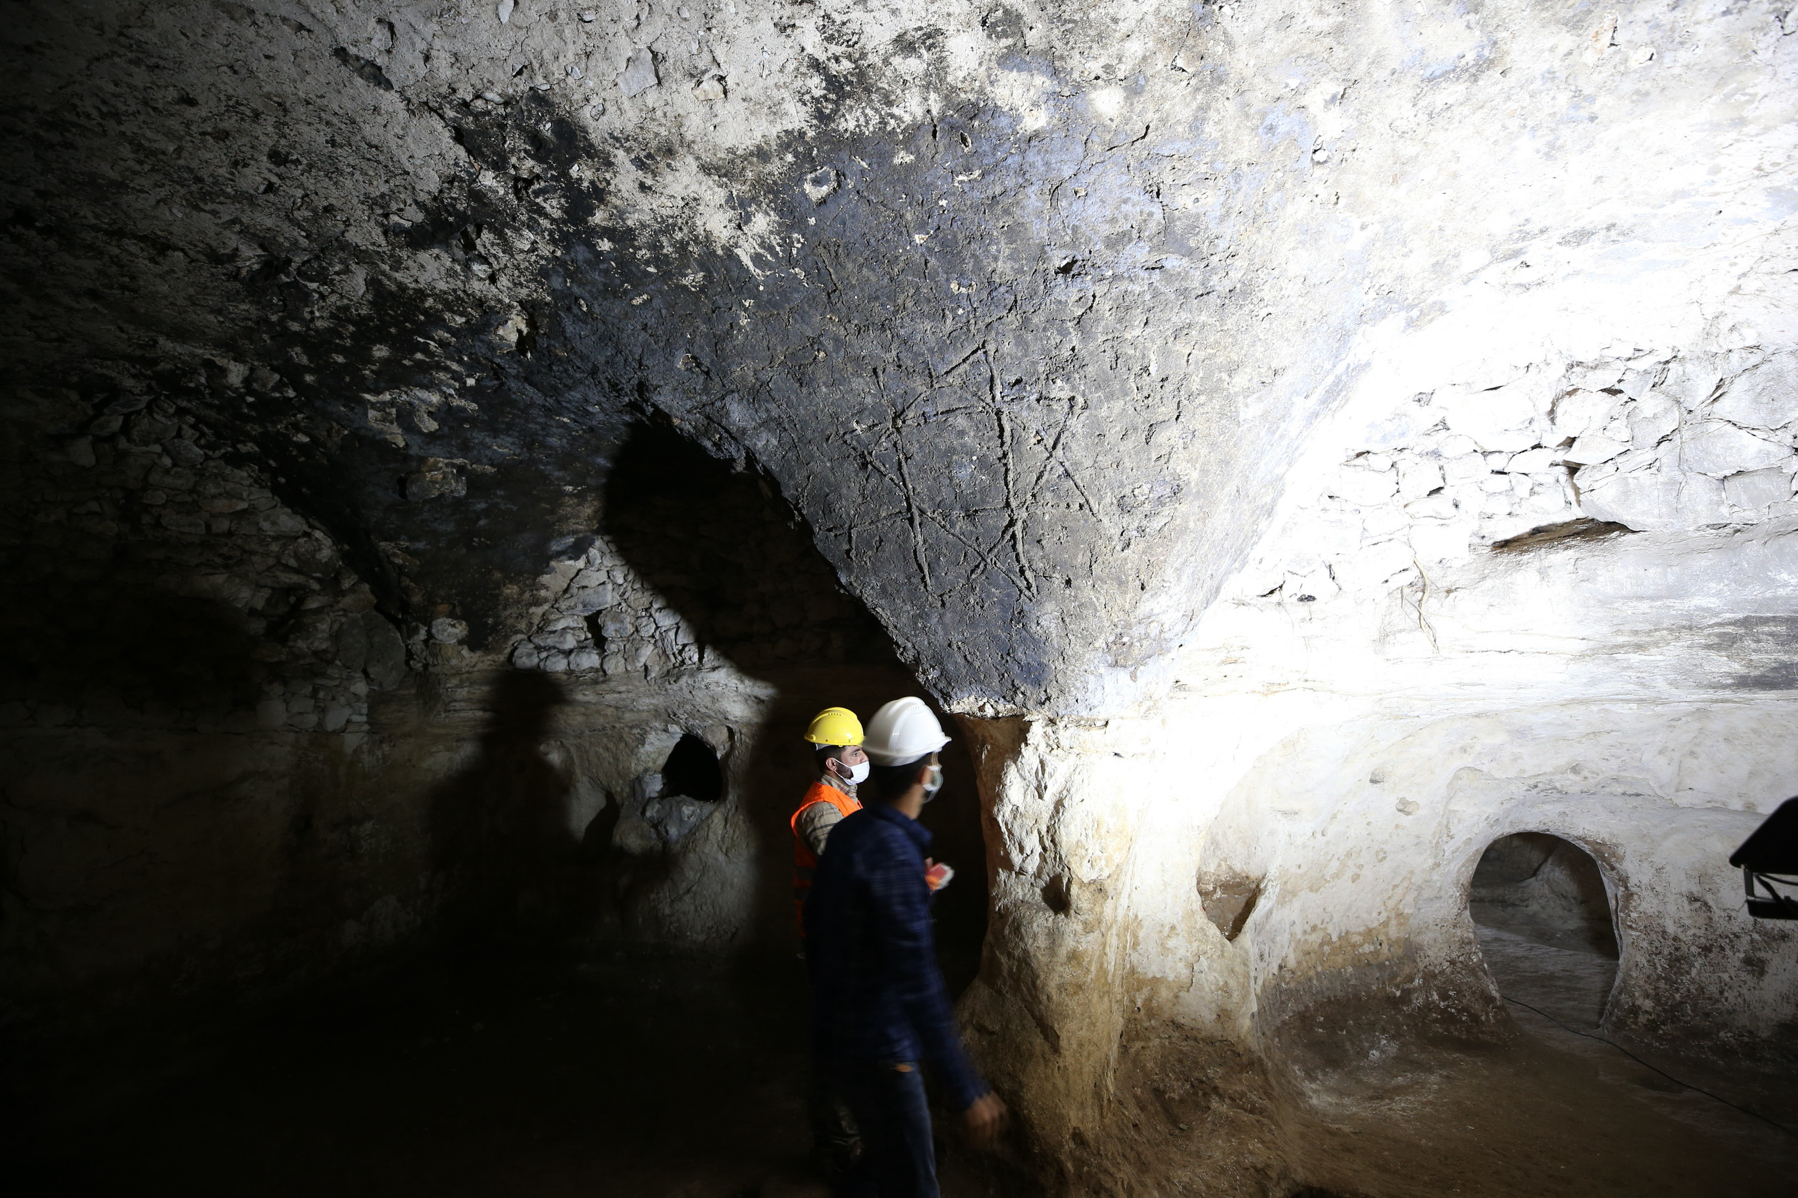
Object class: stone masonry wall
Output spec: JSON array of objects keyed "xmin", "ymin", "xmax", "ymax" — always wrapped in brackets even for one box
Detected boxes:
[{"xmin": 1, "ymin": 382, "xmax": 418, "ymax": 1029}]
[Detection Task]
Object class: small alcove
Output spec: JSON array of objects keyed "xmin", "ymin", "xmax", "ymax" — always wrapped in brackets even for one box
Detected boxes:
[
  {"xmin": 1470, "ymin": 832, "xmax": 1619, "ymax": 1029},
  {"xmin": 660, "ymin": 733, "xmax": 723, "ymax": 804}
]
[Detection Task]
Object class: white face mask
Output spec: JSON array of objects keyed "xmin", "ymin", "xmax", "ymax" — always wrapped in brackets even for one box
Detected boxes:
[
  {"xmin": 921, "ymin": 763, "xmax": 943, "ymax": 800},
  {"xmin": 846, "ymin": 759, "xmax": 871, "ymax": 785}
]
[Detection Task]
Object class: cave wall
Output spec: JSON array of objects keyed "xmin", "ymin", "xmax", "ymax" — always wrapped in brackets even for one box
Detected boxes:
[
  {"xmin": 1003, "ymin": 293, "xmax": 1798, "ymax": 1143},
  {"xmin": 1, "ymin": 383, "xmax": 420, "ymax": 1028},
  {"xmin": 0, "ymin": 386, "xmax": 943, "ymax": 1032},
  {"xmin": 1163, "ymin": 328, "xmax": 1798, "ymax": 1058},
  {"xmin": 950, "ymin": 100, "xmax": 1798, "ymax": 1150},
  {"xmin": 4, "ymin": 0, "xmax": 1798, "ymax": 1188}
]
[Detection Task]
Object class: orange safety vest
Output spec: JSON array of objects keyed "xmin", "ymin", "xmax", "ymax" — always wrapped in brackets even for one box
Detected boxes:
[{"xmin": 790, "ymin": 778, "xmax": 861, "ymax": 934}]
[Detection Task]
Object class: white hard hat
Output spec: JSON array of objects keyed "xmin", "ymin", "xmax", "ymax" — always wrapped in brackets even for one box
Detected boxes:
[{"xmin": 862, "ymin": 697, "xmax": 950, "ymax": 766}]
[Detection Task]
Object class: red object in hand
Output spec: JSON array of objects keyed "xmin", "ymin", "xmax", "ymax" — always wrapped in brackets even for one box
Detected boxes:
[{"xmin": 925, "ymin": 859, "xmax": 954, "ymax": 892}]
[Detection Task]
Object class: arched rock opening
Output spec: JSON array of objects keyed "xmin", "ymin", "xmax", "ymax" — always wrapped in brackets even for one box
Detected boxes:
[
  {"xmin": 598, "ymin": 420, "xmax": 900, "ymax": 675},
  {"xmin": 578, "ymin": 420, "xmax": 990, "ymax": 976},
  {"xmin": 1471, "ymin": 832, "xmax": 1619, "ymax": 1029}
]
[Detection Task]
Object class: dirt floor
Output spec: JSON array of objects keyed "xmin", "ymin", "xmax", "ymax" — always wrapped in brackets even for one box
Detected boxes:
[
  {"xmin": 1271, "ymin": 1014, "xmax": 1797, "ymax": 1198},
  {"xmin": 4, "ymin": 937, "xmax": 1793, "ymax": 1198},
  {"xmin": 4, "ymin": 949, "xmax": 837, "ymax": 1198},
  {"xmin": 1260, "ymin": 909, "xmax": 1796, "ymax": 1198}
]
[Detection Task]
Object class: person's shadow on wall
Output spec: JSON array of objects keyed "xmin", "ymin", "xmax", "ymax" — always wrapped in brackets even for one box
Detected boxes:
[{"xmin": 426, "ymin": 670, "xmax": 582, "ymax": 948}]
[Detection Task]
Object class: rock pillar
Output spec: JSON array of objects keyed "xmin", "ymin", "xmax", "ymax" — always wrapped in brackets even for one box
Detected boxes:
[{"xmin": 954, "ymin": 715, "xmax": 1158, "ymax": 1160}]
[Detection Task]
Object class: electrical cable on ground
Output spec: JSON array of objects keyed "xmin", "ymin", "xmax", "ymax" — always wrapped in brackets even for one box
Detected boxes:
[{"xmin": 1501, "ymin": 994, "xmax": 1796, "ymax": 1140}]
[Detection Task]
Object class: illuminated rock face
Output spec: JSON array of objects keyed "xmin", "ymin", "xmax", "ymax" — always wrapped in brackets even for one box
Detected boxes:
[{"xmin": 3, "ymin": 0, "xmax": 1797, "ymax": 1185}]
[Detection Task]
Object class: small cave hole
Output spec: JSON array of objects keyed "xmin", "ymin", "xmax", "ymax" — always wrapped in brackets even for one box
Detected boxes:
[
  {"xmin": 581, "ymin": 611, "xmax": 607, "ymax": 657},
  {"xmin": 1470, "ymin": 832, "xmax": 1618, "ymax": 1029},
  {"xmin": 659, "ymin": 733, "xmax": 722, "ymax": 804},
  {"xmin": 1199, "ymin": 872, "xmax": 1262, "ymax": 942}
]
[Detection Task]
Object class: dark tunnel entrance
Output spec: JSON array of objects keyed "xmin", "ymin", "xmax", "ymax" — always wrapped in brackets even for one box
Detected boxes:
[
  {"xmin": 660, "ymin": 733, "xmax": 724, "ymax": 805},
  {"xmin": 1471, "ymin": 832, "xmax": 1619, "ymax": 1030},
  {"xmin": 601, "ymin": 421, "xmax": 989, "ymax": 993}
]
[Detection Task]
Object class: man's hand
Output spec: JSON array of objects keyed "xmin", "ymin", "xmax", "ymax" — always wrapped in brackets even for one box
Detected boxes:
[
  {"xmin": 961, "ymin": 1092, "xmax": 1008, "ymax": 1147},
  {"xmin": 925, "ymin": 857, "xmax": 954, "ymax": 892}
]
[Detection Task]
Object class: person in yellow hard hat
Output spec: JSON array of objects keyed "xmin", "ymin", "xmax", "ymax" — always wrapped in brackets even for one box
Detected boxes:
[
  {"xmin": 806, "ymin": 697, "xmax": 1007, "ymax": 1194},
  {"xmin": 792, "ymin": 706, "xmax": 870, "ymax": 1179},
  {"xmin": 790, "ymin": 706, "xmax": 871, "ymax": 933}
]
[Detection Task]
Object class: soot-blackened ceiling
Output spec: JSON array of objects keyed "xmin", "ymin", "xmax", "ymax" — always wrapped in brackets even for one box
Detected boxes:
[
  {"xmin": 11, "ymin": 0, "xmax": 1753, "ymax": 711},
  {"xmin": 1, "ymin": 1, "xmax": 1296, "ymax": 715}
]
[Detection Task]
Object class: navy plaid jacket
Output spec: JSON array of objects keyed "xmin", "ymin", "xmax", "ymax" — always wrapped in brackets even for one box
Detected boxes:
[{"xmin": 803, "ymin": 802, "xmax": 987, "ymax": 1111}]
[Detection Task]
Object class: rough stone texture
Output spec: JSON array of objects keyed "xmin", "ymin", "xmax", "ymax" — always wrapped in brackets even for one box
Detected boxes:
[
  {"xmin": 0, "ymin": 381, "xmax": 419, "ymax": 1022},
  {"xmin": 23, "ymin": 0, "xmax": 1790, "ymax": 712},
  {"xmin": 0, "ymin": 381, "xmax": 968, "ymax": 1032},
  {"xmin": 4, "ymin": 0, "xmax": 1798, "ymax": 1191}
]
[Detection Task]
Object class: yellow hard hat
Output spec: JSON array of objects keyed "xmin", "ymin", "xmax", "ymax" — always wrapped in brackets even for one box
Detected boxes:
[{"xmin": 804, "ymin": 706, "xmax": 863, "ymax": 746}]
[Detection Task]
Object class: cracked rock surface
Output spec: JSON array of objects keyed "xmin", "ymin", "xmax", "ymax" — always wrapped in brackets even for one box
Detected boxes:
[{"xmin": 10, "ymin": 0, "xmax": 1787, "ymax": 711}]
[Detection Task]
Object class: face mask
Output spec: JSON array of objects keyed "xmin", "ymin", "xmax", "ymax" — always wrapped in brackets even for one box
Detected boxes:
[
  {"xmin": 846, "ymin": 760, "xmax": 871, "ymax": 785},
  {"xmin": 921, "ymin": 763, "xmax": 944, "ymax": 801}
]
